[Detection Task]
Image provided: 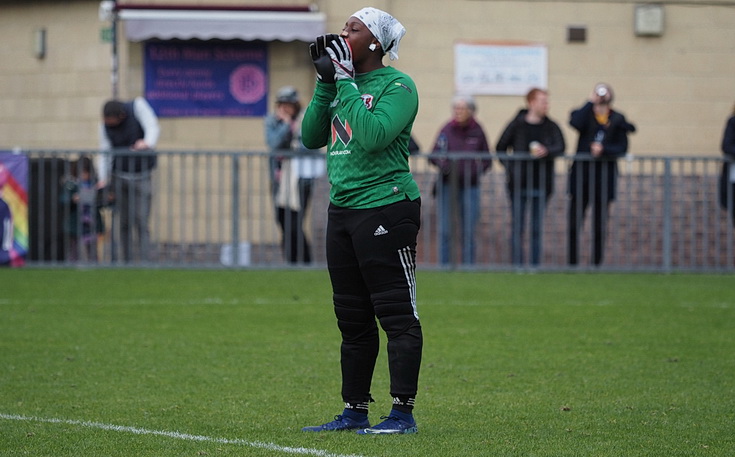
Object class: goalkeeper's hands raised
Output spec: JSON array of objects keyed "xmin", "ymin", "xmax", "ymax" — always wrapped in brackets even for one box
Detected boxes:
[
  {"xmin": 326, "ymin": 37, "xmax": 355, "ymax": 81},
  {"xmin": 308, "ymin": 34, "xmax": 339, "ymax": 83}
]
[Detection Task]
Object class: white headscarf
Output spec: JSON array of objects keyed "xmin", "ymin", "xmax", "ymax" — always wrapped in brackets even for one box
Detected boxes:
[{"xmin": 352, "ymin": 7, "xmax": 406, "ymax": 61}]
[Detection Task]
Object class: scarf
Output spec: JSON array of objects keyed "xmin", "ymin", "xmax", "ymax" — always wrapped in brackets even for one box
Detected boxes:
[{"xmin": 352, "ymin": 7, "xmax": 406, "ymax": 61}]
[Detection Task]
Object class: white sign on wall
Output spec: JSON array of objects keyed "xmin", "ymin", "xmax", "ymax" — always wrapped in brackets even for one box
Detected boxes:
[{"xmin": 454, "ymin": 41, "xmax": 548, "ymax": 96}]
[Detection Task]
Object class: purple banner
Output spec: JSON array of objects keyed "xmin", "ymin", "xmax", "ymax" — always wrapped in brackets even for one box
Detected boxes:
[{"xmin": 145, "ymin": 41, "xmax": 268, "ymax": 117}]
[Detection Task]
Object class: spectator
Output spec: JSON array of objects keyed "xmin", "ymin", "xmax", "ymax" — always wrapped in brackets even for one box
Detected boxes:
[
  {"xmin": 59, "ymin": 157, "xmax": 105, "ymax": 262},
  {"xmin": 98, "ymin": 97, "xmax": 160, "ymax": 263},
  {"xmin": 719, "ymin": 103, "xmax": 735, "ymax": 226},
  {"xmin": 408, "ymin": 135, "xmax": 420, "ymax": 155},
  {"xmin": 568, "ymin": 83, "xmax": 636, "ymax": 266},
  {"xmin": 264, "ymin": 85, "xmax": 325, "ymax": 264},
  {"xmin": 496, "ymin": 88, "xmax": 565, "ymax": 266},
  {"xmin": 429, "ymin": 94, "xmax": 492, "ymax": 265},
  {"xmin": 300, "ymin": 7, "xmax": 423, "ymax": 435}
]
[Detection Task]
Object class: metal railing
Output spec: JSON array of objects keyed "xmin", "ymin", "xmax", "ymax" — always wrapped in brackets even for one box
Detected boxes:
[{"xmin": 17, "ymin": 149, "xmax": 735, "ymax": 271}]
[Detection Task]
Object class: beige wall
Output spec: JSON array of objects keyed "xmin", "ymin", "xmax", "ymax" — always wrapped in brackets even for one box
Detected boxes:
[
  {"xmin": 1, "ymin": 0, "xmax": 735, "ymax": 156},
  {"xmin": 0, "ymin": 0, "xmax": 109, "ymax": 149},
  {"xmin": 385, "ymin": 0, "xmax": 735, "ymax": 157}
]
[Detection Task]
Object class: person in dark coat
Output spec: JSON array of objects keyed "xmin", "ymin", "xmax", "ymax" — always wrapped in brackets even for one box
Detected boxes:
[
  {"xmin": 718, "ymin": 104, "xmax": 735, "ymax": 226},
  {"xmin": 568, "ymin": 83, "xmax": 636, "ymax": 266},
  {"xmin": 496, "ymin": 88, "xmax": 565, "ymax": 266}
]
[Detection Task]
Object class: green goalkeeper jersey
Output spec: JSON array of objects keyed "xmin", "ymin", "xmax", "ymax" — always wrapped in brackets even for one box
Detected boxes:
[{"xmin": 302, "ymin": 66, "xmax": 420, "ymax": 209}]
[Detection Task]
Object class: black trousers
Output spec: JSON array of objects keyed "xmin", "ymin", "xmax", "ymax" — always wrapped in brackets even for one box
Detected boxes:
[
  {"xmin": 568, "ymin": 192, "xmax": 610, "ymax": 266},
  {"xmin": 326, "ymin": 198, "xmax": 423, "ymax": 406},
  {"xmin": 723, "ymin": 181, "xmax": 735, "ymax": 227},
  {"xmin": 276, "ymin": 178, "xmax": 313, "ymax": 264},
  {"xmin": 277, "ymin": 207, "xmax": 311, "ymax": 263},
  {"xmin": 568, "ymin": 161, "xmax": 615, "ymax": 266}
]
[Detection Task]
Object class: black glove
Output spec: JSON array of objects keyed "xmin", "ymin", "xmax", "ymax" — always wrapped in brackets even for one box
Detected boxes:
[{"xmin": 309, "ymin": 34, "xmax": 339, "ymax": 84}]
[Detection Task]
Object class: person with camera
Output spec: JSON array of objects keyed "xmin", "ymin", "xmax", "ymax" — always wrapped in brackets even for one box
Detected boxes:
[{"xmin": 567, "ymin": 83, "xmax": 636, "ymax": 266}]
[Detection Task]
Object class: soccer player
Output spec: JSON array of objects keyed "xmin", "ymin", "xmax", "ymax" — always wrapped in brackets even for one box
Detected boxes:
[{"xmin": 299, "ymin": 7, "xmax": 423, "ymax": 435}]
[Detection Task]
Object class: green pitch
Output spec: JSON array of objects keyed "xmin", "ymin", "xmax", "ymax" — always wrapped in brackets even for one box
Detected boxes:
[{"xmin": 1, "ymin": 269, "xmax": 733, "ymax": 456}]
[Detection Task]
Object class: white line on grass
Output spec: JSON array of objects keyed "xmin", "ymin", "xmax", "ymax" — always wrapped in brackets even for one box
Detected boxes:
[{"xmin": 0, "ymin": 413, "xmax": 367, "ymax": 457}]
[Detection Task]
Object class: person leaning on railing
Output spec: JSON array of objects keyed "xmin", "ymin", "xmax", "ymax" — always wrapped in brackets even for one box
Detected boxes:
[
  {"xmin": 98, "ymin": 97, "xmax": 160, "ymax": 263},
  {"xmin": 428, "ymin": 94, "xmax": 492, "ymax": 266},
  {"xmin": 567, "ymin": 83, "xmax": 636, "ymax": 266},
  {"xmin": 496, "ymin": 88, "xmax": 565, "ymax": 267}
]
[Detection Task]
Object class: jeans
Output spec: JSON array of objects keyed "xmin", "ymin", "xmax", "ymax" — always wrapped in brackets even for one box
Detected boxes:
[
  {"xmin": 113, "ymin": 172, "xmax": 152, "ymax": 263},
  {"xmin": 510, "ymin": 190, "xmax": 545, "ymax": 266},
  {"xmin": 437, "ymin": 183, "xmax": 480, "ymax": 265}
]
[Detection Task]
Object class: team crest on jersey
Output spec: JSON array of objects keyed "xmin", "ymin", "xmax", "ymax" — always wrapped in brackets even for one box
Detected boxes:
[
  {"xmin": 331, "ymin": 115, "xmax": 352, "ymax": 147},
  {"xmin": 361, "ymin": 94, "xmax": 374, "ymax": 110}
]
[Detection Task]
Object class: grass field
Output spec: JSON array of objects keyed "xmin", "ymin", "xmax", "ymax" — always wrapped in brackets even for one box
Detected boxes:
[{"xmin": 1, "ymin": 269, "xmax": 734, "ymax": 457}]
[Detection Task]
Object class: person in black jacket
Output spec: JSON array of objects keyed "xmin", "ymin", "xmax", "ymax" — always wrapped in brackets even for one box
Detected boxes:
[
  {"xmin": 719, "ymin": 104, "xmax": 735, "ymax": 226},
  {"xmin": 496, "ymin": 88, "xmax": 565, "ymax": 266},
  {"xmin": 567, "ymin": 83, "xmax": 636, "ymax": 266}
]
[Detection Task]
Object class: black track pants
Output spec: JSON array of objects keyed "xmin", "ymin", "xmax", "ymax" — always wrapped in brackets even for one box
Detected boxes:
[{"xmin": 326, "ymin": 198, "xmax": 423, "ymax": 405}]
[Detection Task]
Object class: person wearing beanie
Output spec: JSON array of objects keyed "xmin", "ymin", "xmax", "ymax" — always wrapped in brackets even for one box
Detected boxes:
[{"xmin": 264, "ymin": 85, "xmax": 325, "ymax": 264}]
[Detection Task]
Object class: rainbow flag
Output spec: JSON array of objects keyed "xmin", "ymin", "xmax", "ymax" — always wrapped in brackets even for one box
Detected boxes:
[{"xmin": 0, "ymin": 152, "xmax": 28, "ymax": 266}]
